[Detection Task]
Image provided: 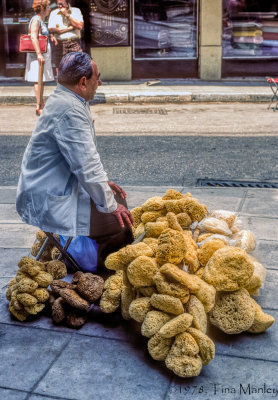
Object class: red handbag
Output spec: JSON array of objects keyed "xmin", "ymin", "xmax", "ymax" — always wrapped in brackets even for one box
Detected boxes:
[{"xmin": 19, "ymin": 34, "xmax": 48, "ymax": 53}]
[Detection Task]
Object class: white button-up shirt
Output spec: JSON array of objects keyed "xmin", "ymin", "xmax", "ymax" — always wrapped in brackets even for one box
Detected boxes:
[{"xmin": 48, "ymin": 6, "xmax": 83, "ymax": 41}]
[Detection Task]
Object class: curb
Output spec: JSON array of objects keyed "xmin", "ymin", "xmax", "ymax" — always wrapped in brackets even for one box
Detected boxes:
[{"xmin": 0, "ymin": 93, "xmax": 271, "ymax": 105}]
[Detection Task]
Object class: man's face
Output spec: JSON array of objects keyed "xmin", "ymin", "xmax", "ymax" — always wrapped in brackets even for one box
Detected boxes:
[
  {"xmin": 57, "ymin": 0, "xmax": 68, "ymax": 9},
  {"xmin": 84, "ymin": 61, "xmax": 102, "ymax": 101}
]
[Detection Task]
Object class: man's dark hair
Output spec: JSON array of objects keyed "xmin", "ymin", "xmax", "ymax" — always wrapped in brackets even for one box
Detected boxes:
[{"xmin": 58, "ymin": 52, "xmax": 93, "ymax": 86}]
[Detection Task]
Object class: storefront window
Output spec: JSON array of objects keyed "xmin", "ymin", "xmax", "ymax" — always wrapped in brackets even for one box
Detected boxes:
[
  {"xmin": 133, "ymin": 0, "xmax": 197, "ymax": 59},
  {"xmin": 89, "ymin": 0, "xmax": 129, "ymax": 46},
  {"xmin": 223, "ymin": 0, "xmax": 278, "ymax": 58}
]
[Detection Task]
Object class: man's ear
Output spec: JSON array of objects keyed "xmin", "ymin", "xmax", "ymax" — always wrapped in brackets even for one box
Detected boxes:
[{"xmin": 79, "ymin": 76, "xmax": 87, "ymax": 89}]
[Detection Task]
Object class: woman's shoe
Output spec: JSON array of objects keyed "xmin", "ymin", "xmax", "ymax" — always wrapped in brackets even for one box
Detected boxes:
[{"xmin": 35, "ymin": 108, "xmax": 43, "ymax": 116}]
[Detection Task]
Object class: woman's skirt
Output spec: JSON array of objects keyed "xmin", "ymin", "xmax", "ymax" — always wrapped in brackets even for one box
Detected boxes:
[{"xmin": 25, "ymin": 42, "xmax": 54, "ymax": 82}]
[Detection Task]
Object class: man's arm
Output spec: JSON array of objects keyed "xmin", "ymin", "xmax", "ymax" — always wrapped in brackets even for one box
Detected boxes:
[
  {"xmin": 60, "ymin": 7, "xmax": 84, "ymax": 31},
  {"xmin": 56, "ymin": 111, "xmax": 116, "ymax": 213}
]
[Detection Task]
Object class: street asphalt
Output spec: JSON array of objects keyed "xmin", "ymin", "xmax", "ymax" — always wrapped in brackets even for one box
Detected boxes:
[
  {"xmin": 0, "ymin": 135, "xmax": 277, "ymax": 187},
  {"xmin": 0, "ymin": 185, "xmax": 277, "ymax": 400}
]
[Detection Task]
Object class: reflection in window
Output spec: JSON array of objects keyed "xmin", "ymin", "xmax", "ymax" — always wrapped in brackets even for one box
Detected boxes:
[
  {"xmin": 223, "ymin": 0, "xmax": 278, "ymax": 58},
  {"xmin": 89, "ymin": 0, "xmax": 129, "ymax": 46},
  {"xmin": 134, "ymin": 0, "xmax": 197, "ymax": 59}
]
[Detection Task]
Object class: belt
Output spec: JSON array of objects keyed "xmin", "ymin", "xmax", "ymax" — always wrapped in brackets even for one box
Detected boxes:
[{"xmin": 59, "ymin": 38, "xmax": 80, "ymax": 43}]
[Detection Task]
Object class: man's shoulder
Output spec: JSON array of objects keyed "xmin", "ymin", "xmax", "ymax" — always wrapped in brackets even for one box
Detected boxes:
[
  {"xmin": 48, "ymin": 88, "xmax": 88, "ymax": 121},
  {"xmin": 49, "ymin": 8, "xmax": 59, "ymax": 16}
]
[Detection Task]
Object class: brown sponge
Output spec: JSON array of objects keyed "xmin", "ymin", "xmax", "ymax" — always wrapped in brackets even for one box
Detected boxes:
[
  {"xmin": 59, "ymin": 288, "xmax": 91, "ymax": 312},
  {"xmin": 162, "ymin": 189, "xmax": 184, "ymax": 200},
  {"xmin": 76, "ymin": 273, "xmax": 104, "ymax": 303}
]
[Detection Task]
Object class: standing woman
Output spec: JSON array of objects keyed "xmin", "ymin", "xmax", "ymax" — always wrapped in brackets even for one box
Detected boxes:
[{"xmin": 25, "ymin": 0, "xmax": 56, "ymax": 115}]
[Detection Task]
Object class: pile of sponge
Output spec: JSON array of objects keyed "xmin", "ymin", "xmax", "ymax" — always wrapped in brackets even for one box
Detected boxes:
[
  {"xmin": 48, "ymin": 271, "xmax": 104, "ymax": 329},
  {"xmin": 6, "ymin": 256, "xmax": 67, "ymax": 321},
  {"xmin": 98, "ymin": 189, "xmax": 274, "ymax": 378}
]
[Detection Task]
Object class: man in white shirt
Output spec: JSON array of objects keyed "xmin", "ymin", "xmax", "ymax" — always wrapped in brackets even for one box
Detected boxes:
[{"xmin": 48, "ymin": 0, "xmax": 84, "ymax": 74}]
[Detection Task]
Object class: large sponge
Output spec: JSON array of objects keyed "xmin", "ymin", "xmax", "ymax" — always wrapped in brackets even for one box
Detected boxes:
[
  {"xmin": 127, "ymin": 256, "xmax": 158, "ymax": 288},
  {"xmin": 203, "ymin": 247, "xmax": 254, "ymax": 291},
  {"xmin": 209, "ymin": 289, "xmax": 256, "ymax": 334},
  {"xmin": 156, "ymin": 228, "xmax": 186, "ymax": 265}
]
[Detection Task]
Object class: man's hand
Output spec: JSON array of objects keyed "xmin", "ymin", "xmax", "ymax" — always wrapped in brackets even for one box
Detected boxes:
[
  {"xmin": 59, "ymin": 6, "xmax": 69, "ymax": 16},
  {"xmin": 108, "ymin": 181, "xmax": 126, "ymax": 199},
  {"xmin": 111, "ymin": 203, "xmax": 134, "ymax": 229}
]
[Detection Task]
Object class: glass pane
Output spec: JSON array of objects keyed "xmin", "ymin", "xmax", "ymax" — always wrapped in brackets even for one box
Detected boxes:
[
  {"xmin": 89, "ymin": 0, "xmax": 130, "ymax": 46},
  {"xmin": 223, "ymin": 0, "xmax": 278, "ymax": 58},
  {"xmin": 134, "ymin": 0, "xmax": 197, "ymax": 59}
]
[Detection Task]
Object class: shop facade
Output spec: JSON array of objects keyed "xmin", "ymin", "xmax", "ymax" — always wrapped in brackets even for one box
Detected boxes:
[{"xmin": 0, "ymin": 0, "xmax": 278, "ymax": 81}]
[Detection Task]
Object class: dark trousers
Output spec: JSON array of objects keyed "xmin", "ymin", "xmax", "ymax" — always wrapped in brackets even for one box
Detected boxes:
[{"xmin": 89, "ymin": 193, "xmax": 133, "ymax": 274}]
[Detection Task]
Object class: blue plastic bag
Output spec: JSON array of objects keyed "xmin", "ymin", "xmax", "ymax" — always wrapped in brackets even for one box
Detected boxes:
[{"xmin": 59, "ymin": 235, "xmax": 99, "ymax": 273}]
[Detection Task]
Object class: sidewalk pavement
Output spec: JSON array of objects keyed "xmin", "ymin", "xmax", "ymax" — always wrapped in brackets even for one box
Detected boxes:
[
  {"xmin": 0, "ymin": 79, "xmax": 274, "ymax": 104},
  {"xmin": 0, "ymin": 185, "xmax": 277, "ymax": 400}
]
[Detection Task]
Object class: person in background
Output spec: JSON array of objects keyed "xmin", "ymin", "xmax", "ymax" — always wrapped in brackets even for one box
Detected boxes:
[
  {"xmin": 17, "ymin": 52, "xmax": 133, "ymax": 270},
  {"xmin": 25, "ymin": 0, "xmax": 56, "ymax": 116},
  {"xmin": 48, "ymin": 0, "xmax": 83, "ymax": 76}
]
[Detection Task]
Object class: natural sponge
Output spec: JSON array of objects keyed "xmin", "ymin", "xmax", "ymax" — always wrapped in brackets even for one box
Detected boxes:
[
  {"xmin": 105, "ymin": 242, "xmax": 154, "ymax": 271},
  {"xmin": 209, "ymin": 289, "xmax": 256, "ymax": 334},
  {"xmin": 186, "ymin": 295, "xmax": 207, "ymax": 333},
  {"xmin": 129, "ymin": 297, "xmax": 152, "ymax": 323},
  {"xmin": 153, "ymin": 271, "xmax": 189, "ymax": 303},
  {"xmin": 141, "ymin": 310, "xmax": 172, "ymax": 337},
  {"xmin": 76, "ymin": 273, "xmax": 104, "ymax": 302},
  {"xmin": 197, "ymin": 239, "xmax": 226, "ymax": 267},
  {"xmin": 187, "ymin": 327, "xmax": 215, "ymax": 366},
  {"xmin": 247, "ymin": 299, "xmax": 275, "ymax": 333},
  {"xmin": 203, "ymin": 246, "xmax": 254, "ymax": 291},
  {"xmin": 45, "ymin": 260, "xmax": 67, "ymax": 280},
  {"xmin": 99, "ymin": 270, "xmax": 124, "ymax": 313},
  {"xmin": 158, "ymin": 313, "xmax": 193, "ymax": 338},
  {"xmin": 150, "ymin": 293, "xmax": 184, "ymax": 315},
  {"xmin": 156, "ymin": 228, "xmax": 186, "ymax": 265},
  {"xmin": 127, "ymin": 256, "xmax": 158, "ymax": 288},
  {"xmin": 148, "ymin": 333, "xmax": 174, "ymax": 361}
]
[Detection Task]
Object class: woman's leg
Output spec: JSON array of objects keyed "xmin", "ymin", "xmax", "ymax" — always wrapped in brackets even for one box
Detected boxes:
[{"xmin": 34, "ymin": 82, "xmax": 45, "ymax": 112}]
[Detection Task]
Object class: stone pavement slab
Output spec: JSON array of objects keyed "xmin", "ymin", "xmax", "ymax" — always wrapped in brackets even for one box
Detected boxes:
[
  {"xmin": 166, "ymin": 355, "xmax": 278, "ymax": 400},
  {"xmin": 252, "ymin": 241, "xmax": 278, "ymax": 270},
  {"xmin": 207, "ymin": 310, "xmax": 278, "ymax": 362},
  {"xmin": 0, "ymin": 389, "xmax": 28, "ymax": 400},
  {"xmin": 239, "ymin": 216, "xmax": 277, "ymax": 241},
  {"xmin": 0, "ymin": 324, "xmax": 70, "ymax": 392},
  {"xmin": 0, "ymin": 248, "xmax": 30, "ymax": 277},
  {"xmin": 33, "ymin": 335, "xmax": 171, "ymax": 400},
  {"xmin": 0, "ymin": 186, "xmax": 17, "ymax": 203}
]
